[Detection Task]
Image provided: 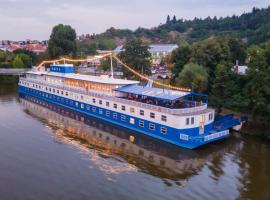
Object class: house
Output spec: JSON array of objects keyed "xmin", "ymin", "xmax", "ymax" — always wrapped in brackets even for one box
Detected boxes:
[{"xmin": 233, "ymin": 60, "xmax": 248, "ymax": 75}]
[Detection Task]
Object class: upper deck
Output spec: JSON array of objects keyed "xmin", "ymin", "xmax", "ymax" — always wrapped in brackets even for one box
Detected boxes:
[
  {"xmin": 114, "ymin": 84, "xmax": 208, "ymax": 110},
  {"xmin": 27, "ymin": 70, "xmax": 139, "ymax": 86}
]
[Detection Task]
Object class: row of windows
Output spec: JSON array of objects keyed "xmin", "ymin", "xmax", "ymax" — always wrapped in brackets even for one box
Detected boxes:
[
  {"xmin": 138, "ymin": 120, "xmax": 167, "ymax": 134},
  {"xmin": 186, "ymin": 117, "xmax": 195, "ymax": 125},
  {"xmin": 185, "ymin": 113, "xmax": 214, "ymax": 126},
  {"xmin": 21, "ymin": 81, "xmax": 169, "ymax": 123},
  {"xmin": 22, "ymin": 81, "xmax": 167, "ymax": 122},
  {"xmin": 23, "ymin": 87, "xmax": 169, "ymax": 135}
]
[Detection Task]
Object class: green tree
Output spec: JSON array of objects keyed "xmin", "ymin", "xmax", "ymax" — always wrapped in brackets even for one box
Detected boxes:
[
  {"xmin": 210, "ymin": 63, "xmax": 240, "ymax": 112},
  {"xmin": 13, "ymin": 49, "xmax": 37, "ymax": 65},
  {"xmin": 172, "ymin": 15, "xmax": 177, "ymax": 23},
  {"xmin": 119, "ymin": 38, "xmax": 151, "ymax": 79},
  {"xmin": 175, "ymin": 63, "xmax": 208, "ymax": 92},
  {"xmin": 12, "ymin": 55, "xmax": 25, "ymax": 68},
  {"xmin": 244, "ymin": 44, "xmax": 270, "ymax": 121},
  {"xmin": 171, "ymin": 44, "xmax": 192, "ymax": 83},
  {"xmin": 166, "ymin": 15, "xmax": 171, "ymax": 24},
  {"xmin": 17, "ymin": 53, "xmax": 31, "ymax": 67},
  {"xmin": 48, "ymin": 24, "xmax": 77, "ymax": 58}
]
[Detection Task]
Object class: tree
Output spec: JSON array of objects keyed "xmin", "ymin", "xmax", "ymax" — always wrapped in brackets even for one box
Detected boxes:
[
  {"xmin": 166, "ymin": 15, "xmax": 171, "ymax": 24},
  {"xmin": 243, "ymin": 44, "xmax": 270, "ymax": 121},
  {"xmin": 119, "ymin": 38, "xmax": 151, "ymax": 79},
  {"xmin": 172, "ymin": 15, "xmax": 177, "ymax": 23},
  {"xmin": 12, "ymin": 55, "xmax": 25, "ymax": 68},
  {"xmin": 171, "ymin": 44, "xmax": 192, "ymax": 83},
  {"xmin": 175, "ymin": 63, "xmax": 208, "ymax": 92},
  {"xmin": 13, "ymin": 49, "xmax": 37, "ymax": 66},
  {"xmin": 209, "ymin": 63, "xmax": 240, "ymax": 112},
  {"xmin": 17, "ymin": 53, "xmax": 31, "ymax": 67},
  {"xmin": 48, "ymin": 24, "xmax": 77, "ymax": 58}
]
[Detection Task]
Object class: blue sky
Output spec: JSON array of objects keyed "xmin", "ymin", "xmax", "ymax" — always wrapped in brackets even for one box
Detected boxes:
[{"xmin": 0, "ymin": 0, "xmax": 269, "ymax": 40}]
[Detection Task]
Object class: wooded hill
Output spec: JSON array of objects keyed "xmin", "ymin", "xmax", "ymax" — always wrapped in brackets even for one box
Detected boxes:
[{"xmin": 78, "ymin": 6, "xmax": 270, "ymax": 52}]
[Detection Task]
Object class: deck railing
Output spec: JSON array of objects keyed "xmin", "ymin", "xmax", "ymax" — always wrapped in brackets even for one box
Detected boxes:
[{"xmin": 19, "ymin": 78, "xmax": 207, "ymax": 115}]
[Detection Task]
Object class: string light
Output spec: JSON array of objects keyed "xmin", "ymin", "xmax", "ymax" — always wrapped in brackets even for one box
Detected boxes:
[{"xmin": 36, "ymin": 53, "xmax": 191, "ymax": 92}]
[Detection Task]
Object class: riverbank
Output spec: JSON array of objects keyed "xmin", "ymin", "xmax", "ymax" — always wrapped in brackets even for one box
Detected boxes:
[{"xmin": 221, "ymin": 108, "xmax": 270, "ymax": 140}]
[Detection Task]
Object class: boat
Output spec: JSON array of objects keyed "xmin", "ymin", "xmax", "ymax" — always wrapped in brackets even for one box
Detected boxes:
[{"xmin": 18, "ymin": 63, "xmax": 244, "ymax": 149}]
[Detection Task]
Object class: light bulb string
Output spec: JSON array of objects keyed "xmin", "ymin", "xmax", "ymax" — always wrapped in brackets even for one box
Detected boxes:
[{"xmin": 36, "ymin": 53, "xmax": 191, "ymax": 92}]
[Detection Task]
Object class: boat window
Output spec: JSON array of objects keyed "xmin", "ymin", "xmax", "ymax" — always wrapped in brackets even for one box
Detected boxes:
[
  {"xmin": 121, "ymin": 115, "xmax": 126, "ymax": 121},
  {"xmin": 139, "ymin": 120, "xmax": 144, "ymax": 127},
  {"xmin": 61, "ymin": 91, "xmax": 63, "ymax": 95},
  {"xmin": 150, "ymin": 112, "xmax": 155, "ymax": 119},
  {"xmin": 75, "ymin": 102, "xmax": 79, "ymax": 107},
  {"xmin": 99, "ymin": 100, "xmax": 102, "ymax": 105},
  {"xmin": 106, "ymin": 111, "xmax": 110, "ymax": 116},
  {"xmin": 106, "ymin": 102, "xmax": 110, "ymax": 107},
  {"xmin": 66, "ymin": 92, "xmax": 68, "ymax": 96},
  {"xmin": 186, "ymin": 118, "xmax": 190, "ymax": 125},
  {"xmin": 161, "ymin": 115, "xmax": 167, "ymax": 122},
  {"xmin": 130, "ymin": 107, "xmax": 135, "ymax": 113},
  {"xmin": 113, "ymin": 113, "xmax": 117, "ymax": 119},
  {"xmin": 140, "ymin": 110, "xmax": 144, "ymax": 116},
  {"xmin": 209, "ymin": 113, "xmax": 213, "ymax": 120},
  {"xmin": 81, "ymin": 104, "xmax": 84, "ymax": 109},
  {"xmin": 57, "ymin": 90, "xmax": 59, "ymax": 94},
  {"xmin": 86, "ymin": 105, "xmax": 90, "ymax": 110},
  {"xmin": 161, "ymin": 127, "xmax": 167, "ymax": 134},
  {"xmin": 81, "ymin": 96, "xmax": 84, "ymax": 100},
  {"xmin": 122, "ymin": 105, "xmax": 125, "ymax": 111},
  {"xmin": 93, "ymin": 98, "xmax": 96, "ymax": 103},
  {"xmin": 92, "ymin": 107, "xmax": 96, "ymax": 112},
  {"xmin": 191, "ymin": 117, "xmax": 194, "ymax": 125},
  {"xmin": 99, "ymin": 109, "xmax": 103, "ymax": 115},
  {"xmin": 130, "ymin": 118, "xmax": 135, "ymax": 124},
  {"xmin": 149, "ymin": 123, "xmax": 155, "ymax": 130},
  {"xmin": 113, "ymin": 104, "xmax": 117, "ymax": 109}
]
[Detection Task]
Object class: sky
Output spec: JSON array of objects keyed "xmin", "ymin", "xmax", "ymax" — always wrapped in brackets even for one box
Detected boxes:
[{"xmin": 0, "ymin": 0, "xmax": 269, "ymax": 40}]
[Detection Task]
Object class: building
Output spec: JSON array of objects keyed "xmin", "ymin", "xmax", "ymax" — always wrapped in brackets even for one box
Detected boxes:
[
  {"xmin": 114, "ymin": 44, "xmax": 178, "ymax": 66},
  {"xmin": 0, "ymin": 40, "xmax": 47, "ymax": 54},
  {"xmin": 233, "ymin": 61, "xmax": 248, "ymax": 75}
]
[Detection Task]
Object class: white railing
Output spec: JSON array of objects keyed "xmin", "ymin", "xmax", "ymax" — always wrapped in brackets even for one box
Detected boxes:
[{"xmin": 19, "ymin": 78, "xmax": 207, "ymax": 115}]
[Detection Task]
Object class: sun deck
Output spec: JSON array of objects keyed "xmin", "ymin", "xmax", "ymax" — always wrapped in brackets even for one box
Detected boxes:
[{"xmin": 114, "ymin": 85, "xmax": 208, "ymax": 110}]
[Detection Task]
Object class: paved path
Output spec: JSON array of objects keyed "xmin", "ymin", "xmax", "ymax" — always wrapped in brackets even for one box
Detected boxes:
[{"xmin": 0, "ymin": 68, "xmax": 30, "ymax": 75}]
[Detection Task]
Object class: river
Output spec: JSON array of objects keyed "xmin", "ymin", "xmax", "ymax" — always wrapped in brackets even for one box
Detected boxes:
[{"xmin": 0, "ymin": 83, "xmax": 269, "ymax": 200}]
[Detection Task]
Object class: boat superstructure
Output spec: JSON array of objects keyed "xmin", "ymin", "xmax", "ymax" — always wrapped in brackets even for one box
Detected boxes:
[{"xmin": 18, "ymin": 63, "xmax": 241, "ymax": 149}]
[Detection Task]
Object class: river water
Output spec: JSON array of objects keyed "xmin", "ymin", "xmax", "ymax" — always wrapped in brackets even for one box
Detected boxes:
[{"xmin": 0, "ymin": 83, "xmax": 269, "ymax": 200}]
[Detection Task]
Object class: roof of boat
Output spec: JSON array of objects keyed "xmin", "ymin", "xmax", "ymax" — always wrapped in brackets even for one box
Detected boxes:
[
  {"xmin": 114, "ymin": 85, "xmax": 190, "ymax": 101},
  {"xmin": 27, "ymin": 71, "xmax": 139, "ymax": 85}
]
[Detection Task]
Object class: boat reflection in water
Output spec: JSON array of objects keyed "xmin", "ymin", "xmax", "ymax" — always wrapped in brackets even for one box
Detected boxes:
[{"xmin": 19, "ymin": 94, "xmax": 242, "ymax": 183}]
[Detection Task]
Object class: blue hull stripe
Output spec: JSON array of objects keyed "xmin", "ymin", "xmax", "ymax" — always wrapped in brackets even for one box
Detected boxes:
[{"xmin": 18, "ymin": 85, "xmax": 228, "ymax": 149}]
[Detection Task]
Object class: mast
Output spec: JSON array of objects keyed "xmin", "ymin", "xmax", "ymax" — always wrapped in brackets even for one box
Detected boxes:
[{"xmin": 110, "ymin": 53, "xmax": 114, "ymax": 78}]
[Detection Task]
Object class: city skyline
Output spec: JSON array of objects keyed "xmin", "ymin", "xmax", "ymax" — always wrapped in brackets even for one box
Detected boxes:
[{"xmin": 0, "ymin": 0, "xmax": 269, "ymax": 40}]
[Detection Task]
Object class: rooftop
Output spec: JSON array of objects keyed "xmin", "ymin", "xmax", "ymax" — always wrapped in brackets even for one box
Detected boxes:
[{"xmin": 114, "ymin": 44, "xmax": 178, "ymax": 53}]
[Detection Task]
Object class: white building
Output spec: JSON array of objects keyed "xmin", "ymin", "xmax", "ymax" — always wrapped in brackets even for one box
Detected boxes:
[{"xmin": 114, "ymin": 44, "xmax": 178, "ymax": 66}]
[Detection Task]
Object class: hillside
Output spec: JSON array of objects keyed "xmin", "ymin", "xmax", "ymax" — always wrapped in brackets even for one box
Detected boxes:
[{"xmin": 77, "ymin": 6, "xmax": 270, "ymax": 54}]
